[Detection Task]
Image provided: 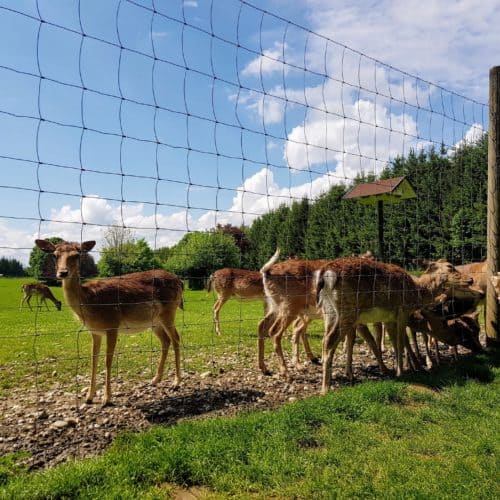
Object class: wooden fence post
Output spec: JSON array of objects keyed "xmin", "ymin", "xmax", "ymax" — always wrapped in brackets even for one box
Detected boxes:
[{"xmin": 486, "ymin": 65, "xmax": 500, "ymax": 347}]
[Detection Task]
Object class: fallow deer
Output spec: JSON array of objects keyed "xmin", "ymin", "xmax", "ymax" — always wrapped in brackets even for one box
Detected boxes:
[
  {"xmin": 208, "ymin": 266, "xmax": 319, "ymax": 367},
  {"xmin": 316, "ymin": 257, "xmax": 480, "ymax": 394},
  {"xmin": 207, "ymin": 268, "xmax": 265, "ymax": 336},
  {"xmin": 20, "ymin": 283, "xmax": 62, "ymax": 311},
  {"xmin": 257, "ymin": 250, "xmax": 390, "ymax": 379},
  {"xmin": 35, "ymin": 239, "xmax": 184, "ymax": 406}
]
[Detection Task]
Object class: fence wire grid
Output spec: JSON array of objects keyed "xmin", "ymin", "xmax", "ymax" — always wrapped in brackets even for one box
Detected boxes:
[{"xmin": 0, "ymin": 0, "xmax": 491, "ymax": 465}]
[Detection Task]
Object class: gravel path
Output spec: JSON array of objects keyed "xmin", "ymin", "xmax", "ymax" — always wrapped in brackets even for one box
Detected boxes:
[{"xmin": 0, "ymin": 345, "xmax": 461, "ymax": 470}]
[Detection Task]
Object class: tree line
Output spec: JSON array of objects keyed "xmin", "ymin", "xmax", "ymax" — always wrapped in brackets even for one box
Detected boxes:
[
  {"xmin": 12, "ymin": 136, "xmax": 487, "ymax": 287},
  {"xmin": 245, "ymin": 137, "xmax": 487, "ymax": 269}
]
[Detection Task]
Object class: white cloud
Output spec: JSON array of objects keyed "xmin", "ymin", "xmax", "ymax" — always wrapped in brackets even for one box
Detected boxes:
[
  {"xmin": 284, "ymin": 97, "xmax": 419, "ymax": 176},
  {"xmin": 448, "ymin": 123, "xmax": 485, "ymax": 156},
  {"xmin": 242, "ymin": 42, "xmax": 289, "ymax": 78},
  {"xmin": 1, "ymin": 169, "xmax": 335, "ymax": 265},
  {"xmin": 302, "ymin": 0, "xmax": 499, "ymax": 101}
]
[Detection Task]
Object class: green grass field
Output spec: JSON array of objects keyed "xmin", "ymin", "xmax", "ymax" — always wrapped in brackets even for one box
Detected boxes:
[
  {"xmin": 1, "ymin": 278, "xmax": 499, "ymax": 498},
  {"xmin": 0, "ymin": 277, "xmax": 324, "ymax": 394}
]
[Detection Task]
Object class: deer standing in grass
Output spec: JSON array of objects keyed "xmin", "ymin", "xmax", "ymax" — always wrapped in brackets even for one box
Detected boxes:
[
  {"xmin": 258, "ymin": 251, "xmax": 390, "ymax": 379},
  {"xmin": 20, "ymin": 283, "xmax": 62, "ymax": 311},
  {"xmin": 208, "ymin": 267, "xmax": 318, "ymax": 366},
  {"xmin": 207, "ymin": 268, "xmax": 265, "ymax": 336},
  {"xmin": 35, "ymin": 239, "xmax": 184, "ymax": 406},
  {"xmin": 316, "ymin": 257, "xmax": 479, "ymax": 394}
]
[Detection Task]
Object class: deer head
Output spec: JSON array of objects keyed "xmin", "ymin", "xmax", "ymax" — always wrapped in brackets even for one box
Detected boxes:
[{"xmin": 35, "ymin": 240, "xmax": 96, "ymax": 280}]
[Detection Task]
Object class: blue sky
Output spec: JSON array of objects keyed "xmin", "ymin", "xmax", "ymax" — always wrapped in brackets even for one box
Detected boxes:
[{"xmin": 0, "ymin": 0, "xmax": 497, "ymax": 263}]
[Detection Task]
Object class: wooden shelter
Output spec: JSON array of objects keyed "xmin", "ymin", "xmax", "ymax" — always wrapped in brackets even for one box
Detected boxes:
[{"xmin": 343, "ymin": 176, "xmax": 416, "ymax": 260}]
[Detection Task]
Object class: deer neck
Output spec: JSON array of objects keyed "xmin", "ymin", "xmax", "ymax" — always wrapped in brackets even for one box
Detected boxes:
[
  {"xmin": 413, "ymin": 275, "xmax": 443, "ymax": 306},
  {"xmin": 61, "ymin": 273, "xmax": 85, "ymax": 320}
]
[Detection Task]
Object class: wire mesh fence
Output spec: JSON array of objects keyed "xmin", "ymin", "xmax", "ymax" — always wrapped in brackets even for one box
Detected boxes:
[{"xmin": 0, "ymin": 0, "xmax": 492, "ymax": 467}]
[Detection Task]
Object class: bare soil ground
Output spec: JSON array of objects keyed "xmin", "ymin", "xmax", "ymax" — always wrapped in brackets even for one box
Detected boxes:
[{"xmin": 0, "ymin": 344, "xmax": 464, "ymax": 470}]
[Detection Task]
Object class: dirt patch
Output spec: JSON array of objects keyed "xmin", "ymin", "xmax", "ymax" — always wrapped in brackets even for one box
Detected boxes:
[{"xmin": 0, "ymin": 344, "xmax": 466, "ymax": 470}]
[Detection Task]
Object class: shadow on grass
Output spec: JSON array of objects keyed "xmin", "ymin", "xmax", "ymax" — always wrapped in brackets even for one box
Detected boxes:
[
  {"xmin": 401, "ymin": 348, "xmax": 500, "ymax": 389},
  {"xmin": 137, "ymin": 388, "xmax": 265, "ymax": 424}
]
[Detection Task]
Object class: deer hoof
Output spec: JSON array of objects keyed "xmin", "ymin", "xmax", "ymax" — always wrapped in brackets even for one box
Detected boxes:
[{"xmin": 310, "ymin": 357, "xmax": 321, "ymax": 366}]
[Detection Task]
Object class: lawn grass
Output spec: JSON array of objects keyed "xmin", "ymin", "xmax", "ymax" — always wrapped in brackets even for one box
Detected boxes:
[
  {"xmin": 1, "ymin": 277, "xmax": 499, "ymax": 498},
  {"xmin": 0, "ymin": 351, "xmax": 499, "ymax": 499},
  {"xmin": 0, "ymin": 277, "xmax": 324, "ymax": 394}
]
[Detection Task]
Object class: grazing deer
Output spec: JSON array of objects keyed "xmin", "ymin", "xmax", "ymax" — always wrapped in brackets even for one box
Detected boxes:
[
  {"xmin": 207, "ymin": 268, "xmax": 265, "ymax": 336},
  {"xmin": 20, "ymin": 283, "xmax": 62, "ymax": 311},
  {"xmin": 35, "ymin": 239, "xmax": 184, "ymax": 406},
  {"xmin": 407, "ymin": 309, "xmax": 482, "ymax": 368},
  {"xmin": 257, "ymin": 250, "xmax": 390, "ymax": 379},
  {"xmin": 316, "ymin": 257, "xmax": 480, "ymax": 394},
  {"xmin": 407, "ymin": 293, "xmax": 483, "ymax": 368}
]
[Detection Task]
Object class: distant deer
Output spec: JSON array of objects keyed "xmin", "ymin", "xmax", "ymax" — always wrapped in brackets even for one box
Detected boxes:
[
  {"xmin": 207, "ymin": 267, "xmax": 318, "ymax": 367},
  {"xmin": 207, "ymin": 268, "xmax": 265, "ymax": 336},
  {"xmin": 20, "ymin": 283, "xmax": 62, "ymax": 311},
  {"xmin": 35, "ymin": 239, "xmax": 184, "ymax": 406}
]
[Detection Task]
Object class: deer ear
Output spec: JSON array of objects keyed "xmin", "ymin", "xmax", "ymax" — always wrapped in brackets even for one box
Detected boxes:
[
  {"xmin": 81, "ymin": 241, "xmax": 96, "ymax": 252},
  {"xmin": 35, "ymin": 239, "xmax": 56, "ymax": 253}
]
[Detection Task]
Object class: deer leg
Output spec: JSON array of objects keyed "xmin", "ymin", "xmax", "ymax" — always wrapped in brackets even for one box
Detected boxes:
[
  {"xmin": 86, "ymin": 333, "xmax": 102, "ymax": 404},
  {"xmin": 26, "ymin": 295, "xmax": 34, "ymax": 311},
  {"xmin": 271, "ymin": 315, "xmax": 294, "ymax": 378},
  {"xmin": 321, "ymin": 320, "xmax": 352, "ymax": 395},
  {"xmin": 41, "ymin": 297, "xmax": 50, "ymax": 311},
  {"xmin": 404, "ymin": 332, "xmax": 422, "ymax": 371},
  {"xmin": 373, "ymin": 322, "xmax": 384, "ymax": 353},
  {"xmin": 386, "ymin": 320, "xmax": 404, "ymax": 377},
  {"xmin": 452, "ymin": 346, "xmax": 459, "ymax": 360},
  {"xmin": 299, "ymin": 317, "xmax": 319, "ymax": 365},
  {"xmin": 433, "ymin": 338, "xmax": 441, "ymax": 366},
  {"xmin": 257, "ymin": 312, "xmax": 276, "ymax": 375},
  {"xmin": 421, "ymin": 332, "xmax": 434, "ymax": 369},
  {"xmin": 408, "ymin": 327, "xmax": 421, "ymax": 360},
  {"xmin": 357, "ymin": 324, "xmax": 392, "ymax": 375},
  {"xmin": 344, "ymin": 328, "xmax": 356, "ymax": 382},
  {"xmin": 291, "ymin": 317, "xmax": 303, "ymax": 368},
  {"xmin": 151, "ymin": 325, "xmax": 171, "ymax": 386},
  {"xmin": 165, "ymin": 325, "xmax": 181, "ymax": 389},
  {"xmin": 213, "ymin": 295, "xmax": 228, "ymax": 336},
  {"xmin": 103, "ymin": 330, "xmax": 118, "ymax": 406}
]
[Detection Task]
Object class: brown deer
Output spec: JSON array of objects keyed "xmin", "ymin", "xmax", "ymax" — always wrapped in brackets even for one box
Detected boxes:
[
  {"xmin": 455, "ymin": 261, "xmax": 487, "ymax": 294},
  {"xmin": 208, "ymin": 267, "xmax": 319, "ymax": 367},
  {"xmin": 35, "ymin": 239, "xmax": 184, "ymax": 406},
  {"xmin": 257, "ymin": 250, "xmax": 390, "ymax": 379},
  {"xmin": 20, "ymin": 283, "xmax": 62, "ymax": 311},
  {"xmin": 406, "ymin": 293, "xmax": 483, "ymax": 368},
  {"xmin": 207, "ymin": 268, "xmax": 265, "ymax": 336},
  {"xmin": 316, "ymin": 257, "xmax": 480, "ymax": 394}
]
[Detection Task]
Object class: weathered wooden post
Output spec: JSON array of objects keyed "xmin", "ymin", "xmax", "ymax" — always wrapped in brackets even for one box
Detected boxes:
[{"xmin": 486, "ymin": 65, "xmax": 500, "ymax": 347}]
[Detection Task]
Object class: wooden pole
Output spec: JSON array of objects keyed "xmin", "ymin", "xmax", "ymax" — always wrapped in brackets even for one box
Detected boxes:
[
  {"xmin": 486, "ymin": 66, "xmax": 500, "ymax": 347},
  {"xmin": 377, "ymin": 200, "xmax": 384, "ymax": 261}
]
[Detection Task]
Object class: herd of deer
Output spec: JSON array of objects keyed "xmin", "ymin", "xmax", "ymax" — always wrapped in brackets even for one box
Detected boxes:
[{"xmin": 20, "ymin": 239, "xmax": 500, "ymax": 405}]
